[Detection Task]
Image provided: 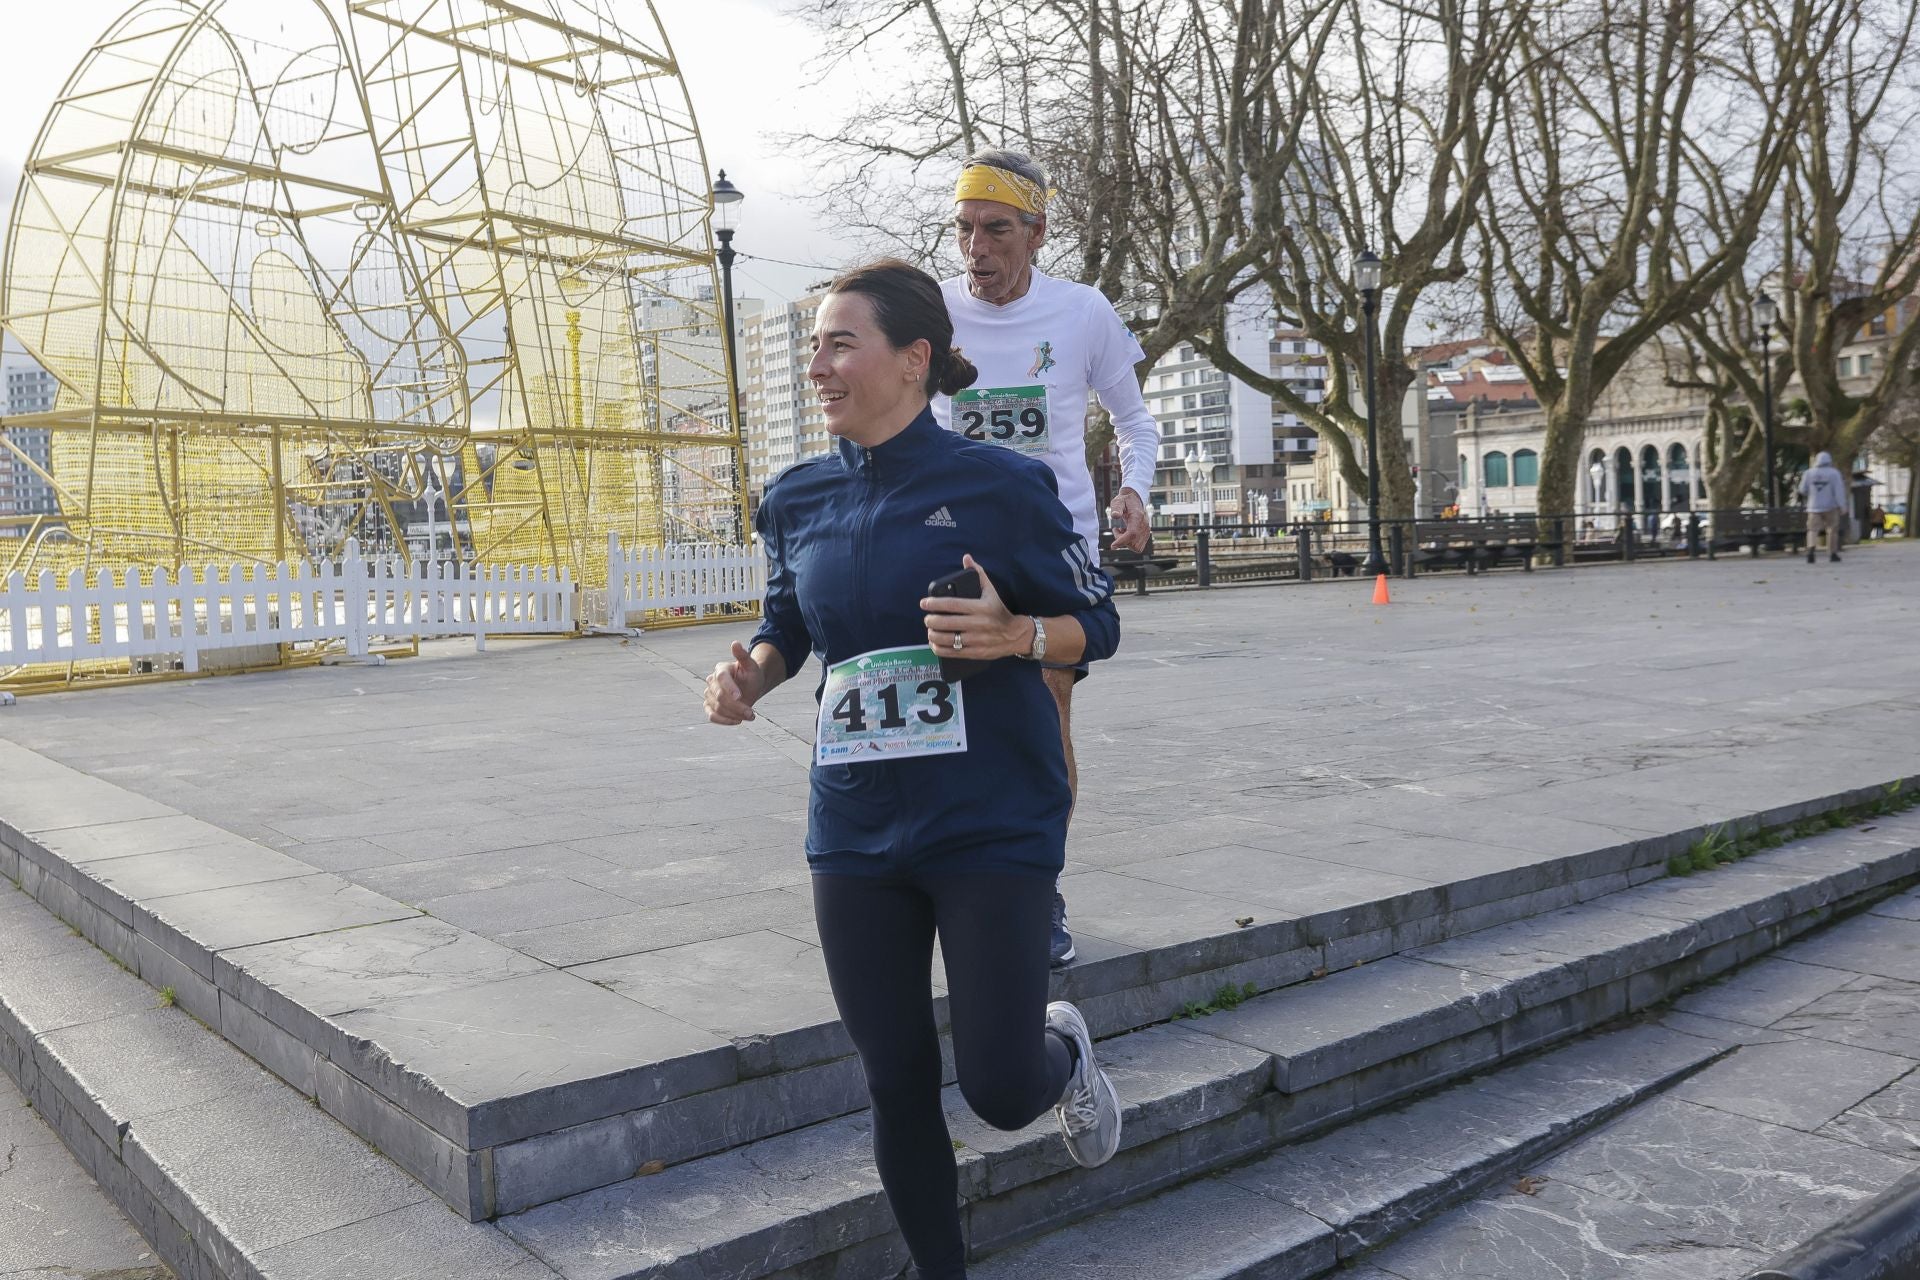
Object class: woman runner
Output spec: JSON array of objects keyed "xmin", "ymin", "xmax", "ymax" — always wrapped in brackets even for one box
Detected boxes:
[{"xmin": 703, "ymin": 259, "xmax": 1124, "ymax": 1278}]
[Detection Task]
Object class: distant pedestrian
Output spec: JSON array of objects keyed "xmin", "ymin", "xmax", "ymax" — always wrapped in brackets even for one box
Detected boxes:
[
  {"xmin": 1800, "ymin": 451, "xmax": 1847, "ymax": 564},
  {"xmin": 1869, "ymin": 505, "xmax": 1887, "ymax": 539},
  {"xmin": 703, "ymin": 260, "xmax": 1125, "ymax": 1280}
]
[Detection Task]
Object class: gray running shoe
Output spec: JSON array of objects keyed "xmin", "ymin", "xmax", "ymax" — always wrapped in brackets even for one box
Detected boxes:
[
  {"xmin": 1046, "ymin": 1000, "xmax": 1122, "ymax": 1168},
  {"xmin": 1049, "ymin": 892, "xmax": 1075, "ymax": 967}
]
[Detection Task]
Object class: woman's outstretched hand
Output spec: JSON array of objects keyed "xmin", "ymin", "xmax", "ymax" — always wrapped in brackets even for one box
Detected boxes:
[
  {"xmin": 705, "ymin": 640, "xmax": 767, "ymax": 724},
  {"xmin": 919, "ymin": 554, "xmax": 1036, "ymax": 661}
]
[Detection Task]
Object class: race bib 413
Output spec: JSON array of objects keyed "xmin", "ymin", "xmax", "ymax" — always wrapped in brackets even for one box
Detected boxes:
[{"xmin": 816, "ymin": 646, "xmax": 967, "ymax": 765}]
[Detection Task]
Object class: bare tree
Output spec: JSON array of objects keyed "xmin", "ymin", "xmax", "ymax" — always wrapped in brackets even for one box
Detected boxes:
[
  {"xmin": 1656, "ymin": 322, "xmax": 1776, "ymax": 508},
  {"xmin": 1190, "ymin": 0, "xmax": 1525, "ymax": 518},
  {"xmin": 1657, "ymin": 0, "xmax": 1920, "ymax": 509},
  {"xmin": 1771, "ymin": 0, "xmax": 1920, "ymax": 473},
  {"xmin": 1877, "ymin": 347, "xmax": 1920, "ymax": 520},
  {"xmin": 784, "ymin": 0, "xmax": 1409, "ymax": 486},
  {"xmin": 1475, "ymin": 0, "xmax": 1822, "ymax": 519}
]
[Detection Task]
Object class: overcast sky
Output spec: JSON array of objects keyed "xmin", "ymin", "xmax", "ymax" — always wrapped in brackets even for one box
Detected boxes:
[{"xmin": 0, "ymin": 0, "xmax": 852, "ymax": 309}]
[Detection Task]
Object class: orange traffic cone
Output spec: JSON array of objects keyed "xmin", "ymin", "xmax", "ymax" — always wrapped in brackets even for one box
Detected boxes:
[{"xmin": 1372, "ymin": 574, "xmax": 1392, "ymax": 605}]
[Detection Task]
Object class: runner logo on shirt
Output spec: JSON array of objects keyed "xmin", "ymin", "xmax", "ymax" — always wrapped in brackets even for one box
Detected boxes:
[{"xmin": 1028, "ymin": 341, "xmax": 1057, "ymax": 377}]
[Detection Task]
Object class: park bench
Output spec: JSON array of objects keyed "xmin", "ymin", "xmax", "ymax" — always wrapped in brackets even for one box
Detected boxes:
[
  {"xmin": 1409, "ymin": 522, "xmax": 1472, "ymax": 571},
  {"xmin": 1408, "ymin": 518, "xmax": 1538, "ymax": 574},
  {"xmin": 1106, "ymin": 546, "xmax": 1180, "ymax": 595},
  {"xmin": 1478, "ymin": 517, "xmax": 1539, "ymax": 570},
  {"xmin": 1706, "ymin": 509, "xmax": 1806, "ymax": 556}
]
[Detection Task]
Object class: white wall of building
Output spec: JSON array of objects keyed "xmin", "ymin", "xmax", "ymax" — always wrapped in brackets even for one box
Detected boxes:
[
  {"xmin": 742, "ymin": 292, "xmax": 828, "ymax": 496},
  {"xmin": 2, "ymin": 364, "xmax": 58, "ymax": 521}
]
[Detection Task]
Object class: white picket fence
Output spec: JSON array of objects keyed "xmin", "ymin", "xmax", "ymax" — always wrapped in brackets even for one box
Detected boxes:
[
  {"xmin": 0, "ymin": 539, "xmax": 573, "ymax": 674},
  {"xmin": 602, "ymin": 532, "xmax": 764, "ymax": 628}
]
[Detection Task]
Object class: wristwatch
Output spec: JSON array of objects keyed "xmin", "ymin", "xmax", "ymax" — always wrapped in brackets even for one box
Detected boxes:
[{"xmin": 1021, "ymin": 615, "xmax": 1047, "ymax": 662}]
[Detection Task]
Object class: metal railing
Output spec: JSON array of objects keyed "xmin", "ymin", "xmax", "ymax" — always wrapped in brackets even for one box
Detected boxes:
[{"xmin": 1107, "ymin": 507, "xmax": 1873, "ymax": 596}]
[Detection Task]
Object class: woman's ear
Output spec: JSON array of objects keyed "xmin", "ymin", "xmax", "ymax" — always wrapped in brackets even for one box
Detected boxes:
[{"xmin": 905, "ymin": 337, "xmax": 932, "ymax": 384}]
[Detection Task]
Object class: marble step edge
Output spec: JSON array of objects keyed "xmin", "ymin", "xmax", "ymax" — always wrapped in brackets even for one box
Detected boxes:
[
  {"xmin": 3, "ymin": 759, "xmax": 1908, "ymax": 1223},
  {"xmin": 0, "ymin": 883, "xmax": 556, "ymax": 1280},
  {"xmin": 1749, "ymin": 1162, "xmax": 1920, "ymax": 1280},
  {"xmin": 491, "ymin": 821, "xmax": 1920, "ymax": 1227},
  {"xmin": 485, "ymin": 832, "xmax": 1917, "ymax": 1279},
  {"xmin": 0, "ymin": 824, "xmax": 1899, "ymax": 1280},
  {"xmin": 964, "ymin": 1019, "xmax": 1733, "ymax": 1280},
  {"xmin": 3, "ymin": 772, "xmax": 1909, "ymax": 1230}
]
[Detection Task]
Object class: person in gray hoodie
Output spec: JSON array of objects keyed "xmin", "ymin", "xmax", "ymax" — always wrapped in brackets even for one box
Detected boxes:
[{"xmin": 1800, "ymin": 450, "xmax": 1847, "ymax": 563}]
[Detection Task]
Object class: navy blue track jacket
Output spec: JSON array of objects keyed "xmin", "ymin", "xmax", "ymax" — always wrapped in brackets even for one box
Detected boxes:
[{"xmin": 750, "ymin": 407, "xmax": 1120, "ymax": 878}]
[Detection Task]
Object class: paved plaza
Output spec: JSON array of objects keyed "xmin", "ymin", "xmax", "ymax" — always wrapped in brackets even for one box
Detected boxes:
[
  {"xmin": 2, "ymin": 547, "xmax": 1918, "ymax": 1025},
  {"xmin": 3, "ymin": 544, "xmax": 1920, "ymax": 1277}
]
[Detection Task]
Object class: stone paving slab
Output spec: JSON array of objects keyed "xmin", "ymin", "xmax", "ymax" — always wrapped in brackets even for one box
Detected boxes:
[
  {"xmin": 1772, "ymin": 974, "xmax": 1920, "ymax": 1058},
  {"xmin": 0, "ymin": 880, "xmax": 552, "ymax": 1280},
  {"xmin": 971, "ymin": 1021, "xmax": 1727, "ymax": 1280},
  {"xmin": 1817, "ymin": 1070, "xmax": 1920, "ymax": 1159},
  {"xmin": 1365, "ymin": 1176, "xmax": 1767, "ymax": 1278},
  {"xmin": 1535, "ymin": 1096, "xmax": 1911, "ymax": 1256},
  {"xmin": 1666, "ymin": 1036, "xmax": 1914, "ymax": 1131},
  {"xmin": 1362, "ymin": 874, "xmax": 1920, "ymax": 1277},
  {"xmin": 0, "ymin": 1070, "xmax": 173, "ymax": 1280}
]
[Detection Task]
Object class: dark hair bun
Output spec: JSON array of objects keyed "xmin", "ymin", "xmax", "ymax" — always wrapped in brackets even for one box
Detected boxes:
[
  {"xmin": 938, "ymin": 348, "xmax": 978, "ymax": 397},
  {"xmin": 828, "ymin": 259, "xmax": 967, "ymax": 398}
]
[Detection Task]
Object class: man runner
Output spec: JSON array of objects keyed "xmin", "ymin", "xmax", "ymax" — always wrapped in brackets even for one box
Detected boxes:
[{"xmin": 932, "ymin": 148, "xmax": 1159, "ymax": 965}]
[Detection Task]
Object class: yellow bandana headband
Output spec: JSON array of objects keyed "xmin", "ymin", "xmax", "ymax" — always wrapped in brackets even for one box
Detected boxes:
[{"xmin": 954, "ymin": 164, "xmax": 1055, "ymax": 216}]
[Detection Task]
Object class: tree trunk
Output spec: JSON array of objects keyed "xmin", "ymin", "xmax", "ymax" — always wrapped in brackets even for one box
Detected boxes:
[
  {"xmin": 1534, "ymin": 400, "xmax": 1586, "ymax": 519},
  {"xmin": 1372, "ymin": 362, "xmax": 1417, "ymax": 521},
  {"xmin": 1705, "ymin": 447, "xmax": 1765, "ymax": 513}
]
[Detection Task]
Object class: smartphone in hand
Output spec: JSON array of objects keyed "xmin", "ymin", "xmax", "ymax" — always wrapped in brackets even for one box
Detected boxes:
[{"xmin": 927, "ymin": 567, "xmax": 992, "ymax": 681}]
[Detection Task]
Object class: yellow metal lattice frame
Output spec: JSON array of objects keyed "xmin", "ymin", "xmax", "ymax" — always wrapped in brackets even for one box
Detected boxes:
[{"xmin": 0, "ymin": 0, "xmax": 749, "ymax": 617}]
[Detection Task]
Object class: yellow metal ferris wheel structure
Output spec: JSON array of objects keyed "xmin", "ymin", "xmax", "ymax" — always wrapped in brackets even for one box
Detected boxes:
[{"xmin": 0, "ymin": 0, "xmax": 747, "ymax": 585}]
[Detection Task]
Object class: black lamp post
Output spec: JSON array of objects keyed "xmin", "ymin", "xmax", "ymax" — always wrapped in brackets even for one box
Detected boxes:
[
  {"xmin": 712, "ymin": 170, "xmax": 749, "ymax": 539},
  {"xmin": 1355, "ymin": 249, "xmax": 1387, "ymax": 576},
  {"xmin": 1754, "ymin": 290, "xmax": 1779, "ymax": 513},
  {"xmin": 712, "ymin": 170, "xmax": 746, "ymax": 416}
]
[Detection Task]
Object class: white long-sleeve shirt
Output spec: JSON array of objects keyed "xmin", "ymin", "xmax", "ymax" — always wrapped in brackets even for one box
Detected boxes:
[{"xmin": 932, "ymin": 270, "xmax": 1159, "ymax": 563}]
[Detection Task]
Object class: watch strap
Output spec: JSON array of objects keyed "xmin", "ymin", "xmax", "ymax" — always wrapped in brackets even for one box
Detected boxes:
[{"xmin": 1023, "ymin": 615, "xmax": 1047, "ymax": 661}]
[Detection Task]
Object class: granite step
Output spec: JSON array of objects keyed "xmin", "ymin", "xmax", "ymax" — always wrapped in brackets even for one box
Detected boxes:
[
  {"xmin": 7, "ymin": 736, "xmax": 1912, "ymax": 1223},
  {"xmin": 0, "ymin": 879, "xmax": 556, "ymax": 1280},
  {"xmin": 486, "ymin": 818, "xmax": 1920, "ymax": 1280},
  {"xmin": 966, "ymin": 1021, "xmax": 1729, "ymax": 1279},
  {"xmin": 5, "ymin": 815, "xmax": 1914, "ymax": 1280}
]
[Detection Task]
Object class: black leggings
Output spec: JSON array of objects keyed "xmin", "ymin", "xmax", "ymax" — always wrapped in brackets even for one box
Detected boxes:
[{"xmin": 812, "ymin": 872, "xmax": 1074, "ymax": 1280}]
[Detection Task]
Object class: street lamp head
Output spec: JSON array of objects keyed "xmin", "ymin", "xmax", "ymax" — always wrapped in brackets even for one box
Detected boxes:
[
  {"xmin": 1754, "ymin": 290, "xmax": 1777, "ymax": 332},
  {"xmin": 1354, "ymin": 248, "xmax": 1382, "ymax": 294},
  {"xmin": 712, "ymin": 169, "xmax": 744, "ymax": 233}
]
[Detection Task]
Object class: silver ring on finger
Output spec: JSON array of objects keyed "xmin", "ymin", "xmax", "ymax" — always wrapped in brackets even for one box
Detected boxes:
[{"xmin": 951, "ymin": 633, "xmax": 964, "ymax": 651}]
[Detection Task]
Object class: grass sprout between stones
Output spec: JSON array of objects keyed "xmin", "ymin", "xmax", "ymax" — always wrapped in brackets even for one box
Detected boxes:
[
  {"xmin": 1174, "ymin": 982, "xmax": 1259, "ymax": 1020},
  {"xmin": 1665, "ymin": 779, "xmax": 1919, "ymax": 879}
]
